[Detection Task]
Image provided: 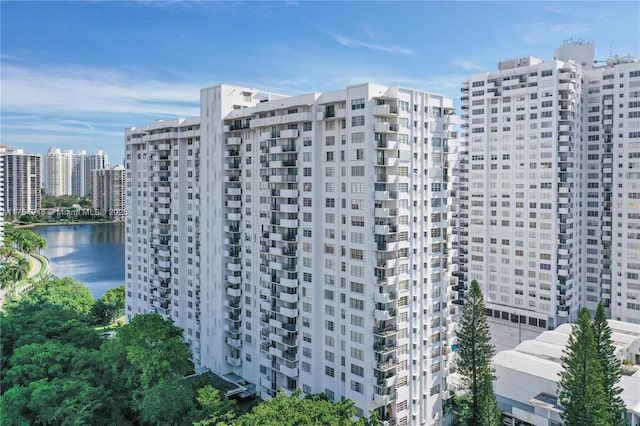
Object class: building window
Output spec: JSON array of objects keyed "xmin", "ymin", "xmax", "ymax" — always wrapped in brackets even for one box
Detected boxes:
[{"xmin": 351, "ymin": 98, "xmax": 365, "ymax": 110}]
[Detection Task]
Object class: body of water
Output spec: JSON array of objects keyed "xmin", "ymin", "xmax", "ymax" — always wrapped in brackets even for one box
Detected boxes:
[{"xmin": 34, "ymin": 222, "xmax": 125, "ymax": 298}]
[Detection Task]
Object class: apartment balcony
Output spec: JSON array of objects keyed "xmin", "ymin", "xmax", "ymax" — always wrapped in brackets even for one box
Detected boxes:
[
  {"xmin": 279, "ymin": 218, "xmax": 299, "ymax": 228},
  {"xmin": 278, "ymin": 204, "xmax": 298, "ymax": 214},
  {"xmin": 156, "ymin": 269, "xmax": 171, "ymax": 280},
  {"xmin": 443, "ymin": 114, "xmax": 458, "ymax": 125},
  {"xmin": 375, "ymin": 139, "xmax": 400, "ymax": 150},
  {"xmin": 376, "ymin": 275, "xmax": 399, "ymax": 288},
  {"xmin": 374, "ymin": 341, "xmax": 397, "ymax": 355},
  {"xmin": 226, "ymin": 187, "xmax": 242, "ymax": 196},
  {"xmin": 278, "ymin": 291, "xmax": 298, "ymax": 303},
  {"xmin": 279, "ymin": 363, "xmax": 298, "ymax": 378},
  {"xmin": 376, "ymin": 156, "xmax": 400, "ymax": 167},
  {"xmin": 374, "ymin": 324, "xmax": 398, "ymax": 337},
  {"xmin": 225, "ymin": 337, "xmax": 242, "ymax": 348},
  {"xmin": 226, "ymin": 212, "xmax": 242, "ymax": 221},
  {"xmin": 279, "ymin": 277, "xmax": 298, "ymax": 288},
  {"xmin": 278, "ymin": 306, "xmax": 299, "ymax": 318},
  {"xmin": 375, "ymin": 308, "xmax": 397, "ymax": 321},
  {"xmin": 226, "ymin": 137, "xmax": 242, "ymax": 145},
  {"xmin": 268, "ymin": 345, "xmax": 283, "ymax": 359},
  {"xmin": 374, "ymin": 291, "xmax": 396, "ymax": 304},
  {"xmin": 225, "ymin": 355, "xmax": 242, "ymax": 367},
  {"xmin": 377, "ymin": 375, "xmax": 397, "ymax": 388},
  {"xmin": 226, "ymin": 286, "xmax": 242, "ymax": 297},
  {"xmin": 376, "ymin": 241, "xmax": 399, "ymax": 252},
  {"xmin": 372, "ymin": 104, "xmax": 398, "ymax": 116},
  {"xmin": 374, "ymin": 122, "xmax": 399, "ymax": 133},
  {"xmin": 279, "ymin": 129, "xmax": 299, "ymax": 139},
  {"xmin": 373, "ymin": 390, "xmax": 396, "ymax": 406},
  {"xmin": 374, "ymin": 224, "xmax": 397, "ymax": 235},
  {"xmin": 376, "ymin": 258, "xmax": 399, "ymax": 269},
  {"xmin": 374, "ymin": 207, "xmax": 398, "ymax": 217}
]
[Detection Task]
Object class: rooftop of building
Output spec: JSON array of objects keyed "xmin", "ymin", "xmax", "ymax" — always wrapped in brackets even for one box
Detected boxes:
[{"xmin": 493, "ymin": 319, "xmax": 640, "ymax": 415}]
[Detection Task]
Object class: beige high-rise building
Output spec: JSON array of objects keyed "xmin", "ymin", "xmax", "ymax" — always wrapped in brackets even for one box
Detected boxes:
[
  {"xmin": 0, "ymin": 146, "xmax": 41, "ymax": 215},
  {"xmin": 91, "ymin": 165, "xmax": 125, "ymax": 220}
]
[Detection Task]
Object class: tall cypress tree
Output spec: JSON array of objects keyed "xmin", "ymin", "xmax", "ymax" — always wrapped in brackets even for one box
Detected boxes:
[
  {"xmin": 558, "ymin": 307, "xmax": 609, "ymax": 426},
  {"xmin": 455, "ymin": 279, "xmax": 500, "ymax": 426},
  {"xmin": 592, "ymin": 302, "xmax": 627, "ymax": 425}
]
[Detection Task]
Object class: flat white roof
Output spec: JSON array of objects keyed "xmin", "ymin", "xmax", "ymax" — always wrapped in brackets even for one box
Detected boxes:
[{"xmin": 493, "ymin": 320, "xmax": 640, "ymax": 416}]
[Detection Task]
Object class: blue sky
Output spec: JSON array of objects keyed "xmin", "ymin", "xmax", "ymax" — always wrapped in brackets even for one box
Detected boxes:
[{"xmin": 2, "ymin": 1, "xmax": 639, "ymax": 164}]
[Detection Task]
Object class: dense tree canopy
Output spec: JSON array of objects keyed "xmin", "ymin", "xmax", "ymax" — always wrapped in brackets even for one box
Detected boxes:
[
  {"xmin": 25, "ymin": 276, "xmax": 95, "ymax": 317},
  {"xmin": 92, "ymin": 285, "xmax": 125, "ymax": 325},
  {"xmin": 2, "ymin": 277, "xmax": 380, "ymax": 426},
  {"xmin": 235, "ymin": 389, "xmax": 361, "ymax": 426}
]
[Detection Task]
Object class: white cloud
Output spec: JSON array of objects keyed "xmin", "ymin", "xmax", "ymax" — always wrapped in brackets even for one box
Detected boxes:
[
  {"xmin": 1, "ymin": 64, "xmax": 202, "ymax": 118},
  {"xmin": 452, "ymin": 60, "xmax": 485, "ymax": 71},
  {"xmin": 330, "ymin": 33, "xmax": 415, "ymax": 56}
]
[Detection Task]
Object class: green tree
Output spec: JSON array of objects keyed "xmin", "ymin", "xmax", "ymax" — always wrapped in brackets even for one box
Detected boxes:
[
  {"xmin": 139, "ymin": 379, "xmax": 201, "ymax": 425},
  {"xmin": 14, "ymin": 257, "xmax": 31, "ymax": 282},
  {"xmin": 235, "ymin": 389, "xmax": 359, "ymax": 426},
  {"xmin": 26, "ymin": 276, "xmax": 95, "ymax": 316},
  {"xmin": 558, "ymin": 307, "xmax": 609, "ymax": 426},
  {"xmin": 190, "ymin": 385, "xmax": 237, "ymax": 425},
  {"xmin": 92, "ymin": 285, "xmax": 125, "ymax": 325},
  {"xmin": 593, "ymin": 302, "xmax": 627, "ymax": 425},
  {"xmin": 0, "ymin": 263, "xmax": 18, "ymax": 298},
  {"xmin": 454, "ymin": 279, "xmax": 500, "ymax": 426},
  {"xmin": 101, "ymin": 313, "xmax": 194, "ymax": 418}
]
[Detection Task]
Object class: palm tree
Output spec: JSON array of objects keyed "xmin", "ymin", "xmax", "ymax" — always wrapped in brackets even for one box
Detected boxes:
[
  {"xmin": 1, "ymin": 264, "xmax": 19, "ymax": 298},
  {"xmin": 15, "ymin": 257, "xmax": 31, "ymax": 282}
]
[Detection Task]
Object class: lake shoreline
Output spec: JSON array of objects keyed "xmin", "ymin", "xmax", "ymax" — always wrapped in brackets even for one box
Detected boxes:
[{"xmin": 34, "ymin": 223, "xmax": 125, "ymax": 299}]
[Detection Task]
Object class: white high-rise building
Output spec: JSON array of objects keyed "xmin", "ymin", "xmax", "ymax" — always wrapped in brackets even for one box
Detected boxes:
[
  {"xmin": 126, "ymin": 83, "xmax": 459, "ymax": 424},
  {"xmin": 91, "ymin": 165, "xmax": 125, "ymax": 219},
  {"xmin": 0, "ymin": 146, "xmax": 41, "ymax": 215},
  {"xmin": 45, "ymin": 148, "xmax": 108, "ymax": 197},
  {"xmin": 459, "ymin": 43, "xmax": 640, "ymax": 327},
  {"xmin": 45, "ymin": 147, "xmax": 72, "ymax": 196}
]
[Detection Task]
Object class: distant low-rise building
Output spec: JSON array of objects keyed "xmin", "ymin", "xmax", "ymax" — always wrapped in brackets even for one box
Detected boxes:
[
  {"xmin": 91, "ymin": 165, "xmax": 125, "ymax": 220},
  {"xmin": 492, "ymin": 320, "xmax": 640, "ymax": 426},
  {"xmin": 0, "ymin": 145, "xmax": 41, "ymax": 215}
]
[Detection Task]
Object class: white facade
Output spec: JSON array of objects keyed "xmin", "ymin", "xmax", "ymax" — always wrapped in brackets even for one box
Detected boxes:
[
  {"xmin": 492, "ymin": 320, "xmax": 640, "ymax": 426},
  {"xmin": 125, "ymin": 117, "xmax": 201, "ymax": 352},
  {"xmin": 0, "ymin": 146, "xmax": 41, "ymax": 214},
  {"xmin": 459, "ymin": 43, "xmax": 640, "ymax": 328},
  {"xmin": 45, "ymin": 148, "xmax": 108, "ymax": 197},
  {"xmin": 126, "ymin": 83, "xmax": 459, "ymax": 425},
  {"xmin": 91, "ymin": 165, "xmax": 125, "ymax": 219},
  {"xmin": 45, "ymin": 147, "xmax": 72, "ymax": 196}
]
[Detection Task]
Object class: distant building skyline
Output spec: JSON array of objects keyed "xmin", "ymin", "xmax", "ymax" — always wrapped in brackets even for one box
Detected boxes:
[{"xmin": 44, "ymin": 147, "xmax": 109, "ymax": 197}]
